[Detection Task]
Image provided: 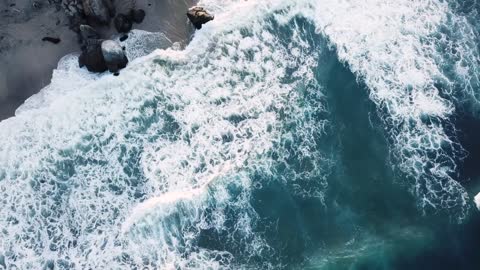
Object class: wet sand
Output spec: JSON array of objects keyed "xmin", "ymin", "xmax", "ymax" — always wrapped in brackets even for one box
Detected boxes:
[{"xmin": 0, "ymin": 0, "xmax": 196, "ymax": 120}]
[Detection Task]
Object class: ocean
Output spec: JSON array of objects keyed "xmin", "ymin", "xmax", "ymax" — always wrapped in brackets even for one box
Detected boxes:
[{"xmin": 0, "ymin": 0, "xmax": 479, "ymax": 269}]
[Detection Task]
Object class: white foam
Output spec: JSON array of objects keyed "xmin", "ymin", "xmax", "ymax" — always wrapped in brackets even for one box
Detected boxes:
[
  {"xmin": 0, "ymin": 1, "xmax": 328, "ymax": 268},
  {"xmin": 306, "ymin": 0, "xmax": 472, "ymax": 218},
  {"xmin": 202, "ymin": 0, "xmax": 475, "ymax": 218},
  {"xmin": 118, "ymin": 30, "xmax": 174, "ymax": 60},
  {"xmin": 122, "ymin": 160, "xmax": 236, "ymax": 233},
  {"xmin": 15, "ymin": 30, "xmax": 173, "ymax": 116},
  {"xmin": 0, "ymin": 0, "xmax": 477, "ymax": 268},
  {"xmin": 475, "ymin": 193, "xmax": 480, "ymax": 211}
]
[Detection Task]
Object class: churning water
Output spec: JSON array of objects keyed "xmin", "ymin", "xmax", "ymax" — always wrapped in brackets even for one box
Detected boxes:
[{"xmin": 1, "ymin": 0, "xmax": 480, "ymax": 269}]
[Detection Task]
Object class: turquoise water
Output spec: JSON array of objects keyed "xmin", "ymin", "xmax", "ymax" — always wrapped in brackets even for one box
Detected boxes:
[{"xmin": 0, "ymin": 0, "xmax": 480, "ymax": 269}]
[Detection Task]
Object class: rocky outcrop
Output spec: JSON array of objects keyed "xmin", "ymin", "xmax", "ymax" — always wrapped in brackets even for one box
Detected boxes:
[
  {"xmin": 78, "ymin": 40, "xmax": 107, "ymax": 73},
  {"xmin": 187, "ymin": 6, "xmax": 214, "ymax": 29},
  {"xmin": 82, "ymin": 0, "xmax": 115, "ymax": 24},
  {"xmin": 62, "ymin": 0, "xmax": 87, "ymax": 32},
  {"xmin": 78, "ymin": 25, "xmax": 128, "ymax": 75},
  {"xmin": 101, "ymin": 40, "xmax": 128, "ymax": 74},
  {"xmin": 62, "ymin": 0, "xmax": 143, "ymax": 35},
  {"xmin": 79, "ymin": 24, "xmax": 99, "ymax": 41},
  {"xmin": 62, "ymin": 0, "xmax": 116, "ymax": 29},
  {"xmin": 78, "ymin": 24, "xmax": 128, "ymax": 74},
  {"xmin": 62, "ymin": 0, "xmax": 85, "ymax": 17},
  {"xmin": 79, "ymin": 39, "xmax": 128, "ymax": 74}
]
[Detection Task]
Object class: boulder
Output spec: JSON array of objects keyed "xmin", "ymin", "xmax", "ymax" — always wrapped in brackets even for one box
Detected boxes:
[
  {"xmin": 79, "ymin": 42, "xmax": 108, "ymax": 72},
  {"xmin": 114, "ymin": 14, "xmax": 132, "ymax": 33},
  {"xmin": 79, "ymin": 39, "xmax": 128, "ymax": 74},
  {"xmin": 187, "ymin": 6, "xmax": 214, "ymax": 29},
  {"xmin": 78, "ymin": 25, "xmax": 107, "ymax": 72},
  {"xmin": 130, "ymin": 9, "xmax": 145, "ymax": 24},
  {"xmin": 78, "ymin": 25, "xmax": 128, "ymax": 74},
  {"xmin": 101, "ymin": 40, "xmax": 128, "ymax": 73},
  {"xmin": 79, "ymin": 24, "xmax": 99, "ymax": 41}
]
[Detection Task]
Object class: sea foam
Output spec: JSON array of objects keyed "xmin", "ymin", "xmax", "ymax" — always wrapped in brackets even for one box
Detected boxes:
[
  {"xmin": 307, "ymin": 0, "xmax": 474, "ymax": 219},
  {"xmin": 0, "ymin": 1, "xmax": 328, "ymax": 268},
  {"xmin": 0, "ymin": 0, "xmax": 477, "ymax": 268},
  {"xmin": 475, "ymin": 193, "xmax": 480, "ymax": 211}
]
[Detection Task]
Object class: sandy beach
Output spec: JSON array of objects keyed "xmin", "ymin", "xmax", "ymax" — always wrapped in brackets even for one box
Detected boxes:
[{"xmin": 0, "ymin": 0, "xmax": 196, "ymax": 120}]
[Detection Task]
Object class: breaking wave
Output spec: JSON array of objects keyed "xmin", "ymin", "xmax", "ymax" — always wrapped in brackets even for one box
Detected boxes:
[{"xmin": 0, "ymin": 0, "xmax": 479, "ymax": 269}]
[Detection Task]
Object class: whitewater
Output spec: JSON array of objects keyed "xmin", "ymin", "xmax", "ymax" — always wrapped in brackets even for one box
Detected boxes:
[{"xmin": 0, "ymin": 0, "xmax": 479, "ymax": 269}]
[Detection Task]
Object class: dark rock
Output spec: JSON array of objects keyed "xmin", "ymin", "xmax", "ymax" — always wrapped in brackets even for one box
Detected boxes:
[
  {"xmin": 130, "ymin": 9, "xmax": 145, "ymax": 24},
  {"xmin": 119, "ymin": 34, "xmax": 128, "ymax": 41},
  {"xmin": 41, "ymin": 37, "xmax": 61, "ymax": 44},
  {"xmin": 114, "ymin": 14, "xmax": 132, "ymax": 33},
  {"xmin": 79, "ymin": 43, "xmax": 107, "ymax": 72},
  {"xmin": 78, "ymin": 24, "xmax": 107, "ymax": 72},
  {"xmin": 187, "ymin": 6, "xmax": 214, "ymax": 30},
  {"xmin": 79, "ymin": 24, "xmax": 99, "ymax": 41},
  {"xmin": 101, "ymin": 40, "xmax": 128, "ymax": 73},
  {"xmin": 82, "ymin": 0, "xmax": 113, "ymax": 24}
]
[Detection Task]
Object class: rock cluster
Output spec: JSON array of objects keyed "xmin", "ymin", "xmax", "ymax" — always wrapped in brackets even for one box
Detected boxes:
[
  {"xmin": 62, "ymin": 0, "xmax": 84, "ymax": 17},
  {"xmin": 187, "ymin": 6, "xmax": 214, "ymax": 29},
  {"xmin": 62, "ymin": 0, "xmax": 88, "ymax": 31},
  {"xmin": 78, "ymin": 25, "xmax": 128, "ymax": 75},
  {"xmin": 61, "ymin": 0, "xmax": 145, "ymax": 33},
  {"xmin": 56, "ymin": 2, "xmax": 214, "ymax": 75},
  {"xmin": 60, "ymin": 0, "xmax": 145, "ymax": 74}
]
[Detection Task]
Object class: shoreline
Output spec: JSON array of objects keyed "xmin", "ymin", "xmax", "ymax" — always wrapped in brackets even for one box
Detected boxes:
[{"xmin": 0, "ymin": 0, "xmax": 196, "ymax": 121}]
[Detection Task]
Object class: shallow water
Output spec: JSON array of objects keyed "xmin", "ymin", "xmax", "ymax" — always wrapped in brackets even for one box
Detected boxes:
[{"xmin": 0, "ymin": 0, "xmax": 479, "ymax": 269}]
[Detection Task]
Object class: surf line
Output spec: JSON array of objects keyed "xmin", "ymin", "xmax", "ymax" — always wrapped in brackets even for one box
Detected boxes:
[{"xmin": 121, "ymin": 143, "xmax": 256, "ymax": 233}]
